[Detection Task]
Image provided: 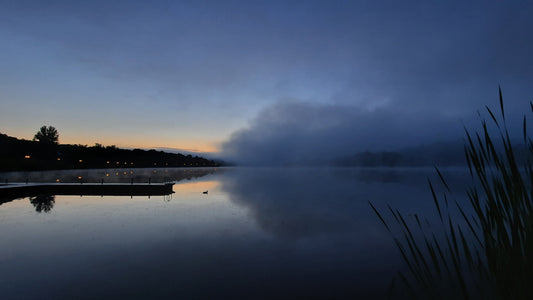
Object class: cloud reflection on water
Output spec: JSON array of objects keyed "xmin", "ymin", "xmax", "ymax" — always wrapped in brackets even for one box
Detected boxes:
[{"xmin": 220, "ymin": 167, "xmax": 449, "ymax": 240}]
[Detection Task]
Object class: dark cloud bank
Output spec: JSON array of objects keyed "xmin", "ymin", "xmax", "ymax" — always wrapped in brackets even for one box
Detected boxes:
[
  {"xmin": 221, "ymin": 96, "xmax": 533, "ymax": 166},
  {"xmin": 222, "ymin": 101, "xmax": 462, "ymax": 165}
]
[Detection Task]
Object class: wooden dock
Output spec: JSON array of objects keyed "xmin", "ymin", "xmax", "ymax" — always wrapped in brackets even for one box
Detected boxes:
[{"xmin": 0, "ymin": 182, "xmax": 175, "ymax": 200}]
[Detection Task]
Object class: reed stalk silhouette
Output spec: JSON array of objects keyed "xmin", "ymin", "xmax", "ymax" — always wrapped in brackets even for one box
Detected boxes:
[{"xmin": 371, "ymin": 88, "xmax": 533, "ymax": 299}]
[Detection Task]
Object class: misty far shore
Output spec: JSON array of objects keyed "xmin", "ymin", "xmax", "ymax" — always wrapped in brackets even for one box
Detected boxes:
[{"xmin": 223, "ymin": 139, "xmax": 529, "ymax": 168}]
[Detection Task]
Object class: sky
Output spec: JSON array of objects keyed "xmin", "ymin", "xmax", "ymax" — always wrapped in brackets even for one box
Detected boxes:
[{"xmin": 1, "ymin": 0, "xmax": 532, "ymax": 162}]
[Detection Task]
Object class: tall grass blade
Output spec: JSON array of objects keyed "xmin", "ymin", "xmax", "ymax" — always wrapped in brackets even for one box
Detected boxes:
[
  {"xmin": 499, "ymin": 85, "xmax": 505, "ymax": 122},
  {"xmin": 435, "ymin": 167, "xmax": 450, "ymax": 192},
  {"xmin": 486, "ymin": 106, "xmax": 500, "ymax": 129},
  {"xmin": 429, "ymin": 180, "xmax": 443, "ymax": 223},
  {"xmin": 369, "ymin": 201, "xmax": 391, "ymax": 232}
]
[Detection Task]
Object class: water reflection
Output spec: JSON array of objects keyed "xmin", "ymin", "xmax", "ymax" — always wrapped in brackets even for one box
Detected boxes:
[
  {"xmin": 29, "ymin": 195, "xmax": 55, "ymax": 213},
  {"xmin": 0, "ymin": 167, "xmax": 472, "ymax": 299},
  {"xmin": 220, "ymin": 167, "xmax": 469, "ymax": 240}
]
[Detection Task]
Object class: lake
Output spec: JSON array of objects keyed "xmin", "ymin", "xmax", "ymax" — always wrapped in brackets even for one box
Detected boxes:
[{"xmin": 0, "ymin": 167, "xmax": 472, "ymax": 299}]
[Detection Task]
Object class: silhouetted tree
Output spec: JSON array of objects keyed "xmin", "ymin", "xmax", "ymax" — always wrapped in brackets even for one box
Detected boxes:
[{"xmin": 33, "ymin": 126, "xmax": 59, "ymax": 144}]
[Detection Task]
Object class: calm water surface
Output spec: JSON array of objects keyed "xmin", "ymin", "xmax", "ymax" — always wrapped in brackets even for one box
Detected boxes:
[{"xmin": 0, "ymin": 167, "xmax": 471, "ymax": 299}]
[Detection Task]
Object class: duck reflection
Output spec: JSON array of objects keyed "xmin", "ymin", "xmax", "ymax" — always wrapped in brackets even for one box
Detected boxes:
[{"xmin": 29, "ymin": 195, "xmax": 55, "ymax": 213}]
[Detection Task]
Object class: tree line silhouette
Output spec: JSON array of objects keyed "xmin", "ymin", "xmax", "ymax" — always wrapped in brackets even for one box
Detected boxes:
[{"xmin": 0, "ymin": 128, "xmax": 220, "ymax": 171}]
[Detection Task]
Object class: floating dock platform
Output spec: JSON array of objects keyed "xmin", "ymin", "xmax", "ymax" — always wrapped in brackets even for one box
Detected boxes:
[{"xmin": 0, "ymin": 182, "xmax": 175, "ymax": 200}]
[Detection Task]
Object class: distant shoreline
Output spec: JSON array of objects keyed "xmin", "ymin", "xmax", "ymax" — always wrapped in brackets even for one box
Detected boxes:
[{"xmin": 0, "ymin": 132, "xmax": 222, "ymax": 172}]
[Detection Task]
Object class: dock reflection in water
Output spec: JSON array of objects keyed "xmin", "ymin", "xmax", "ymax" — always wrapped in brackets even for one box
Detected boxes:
[
  {"xmin": 0, "ymin": 167, "xmax": 219, "ymax": 212},
  {"xmin": 0, "ymin": 183, "xmax": 175, "ymax": 213}
]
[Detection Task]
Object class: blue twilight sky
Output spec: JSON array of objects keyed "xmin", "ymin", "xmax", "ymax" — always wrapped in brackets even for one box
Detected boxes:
[{"xmin": 1, "ymin": 1, "xmax": 532, "ymax": 160}]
